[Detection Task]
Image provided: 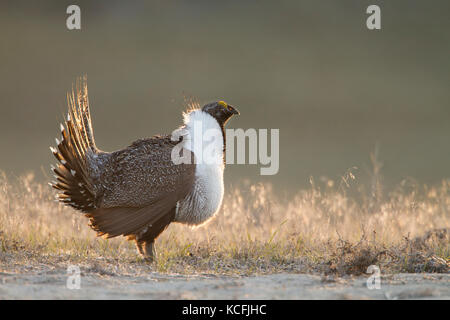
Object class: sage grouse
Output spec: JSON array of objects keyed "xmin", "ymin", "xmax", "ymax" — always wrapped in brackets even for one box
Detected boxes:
[{"xmin": 49, "ymin": 81, "xmax": 239, "ymax": 261}]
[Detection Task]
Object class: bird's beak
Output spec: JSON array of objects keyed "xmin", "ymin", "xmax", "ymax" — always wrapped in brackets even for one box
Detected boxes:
[{"xmin": 229, "ymin": 105, "xmax": 240, "ymax": 115}]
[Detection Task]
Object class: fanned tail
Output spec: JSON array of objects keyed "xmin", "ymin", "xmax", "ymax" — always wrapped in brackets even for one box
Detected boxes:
[{"xmin": 49, "ymin": 77, "xmax": 97, "ymax": 212}]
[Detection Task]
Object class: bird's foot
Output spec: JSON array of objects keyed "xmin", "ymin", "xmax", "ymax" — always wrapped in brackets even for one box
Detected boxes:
[{"xmin": 136, "ymin": 240, "xmax": 156, "ymax": 263}]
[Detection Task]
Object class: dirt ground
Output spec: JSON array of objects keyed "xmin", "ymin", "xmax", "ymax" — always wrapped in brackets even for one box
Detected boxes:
[
  {"xmin": 1, "ymin": 177, "xmax": 448, "ymax": 300},
  {"xmin": 0, "ymin": 269, "xmax": 448, "ymax": 300}
]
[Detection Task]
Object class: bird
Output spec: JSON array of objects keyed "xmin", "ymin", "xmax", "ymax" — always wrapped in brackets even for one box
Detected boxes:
[{"xmin": 49, "ymin": 79, "xmax": 239, "ymax": 262}]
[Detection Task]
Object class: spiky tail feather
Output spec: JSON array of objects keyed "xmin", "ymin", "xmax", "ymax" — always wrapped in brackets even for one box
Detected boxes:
[{"xmin": 49, "ymin": 77, "xmax": 97, "ymax": 212}]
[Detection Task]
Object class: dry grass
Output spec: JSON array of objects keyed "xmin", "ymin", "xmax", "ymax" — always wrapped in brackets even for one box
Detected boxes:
[{"xmin": 0, "ymin": 170, "xmax": 448, "ymax": 277}]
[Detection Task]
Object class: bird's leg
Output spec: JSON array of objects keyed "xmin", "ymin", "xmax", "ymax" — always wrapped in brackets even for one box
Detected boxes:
[
  {"xmin": 143, "ymin": 241, "xmax": 156, "ymax": 262},
  {"xmin": 135, "ymin": 240, "xmax": 156, "ymax": 262},
  {"xmin": 135, "ymin": 240, "xmax": 145, "ymax": 257}
]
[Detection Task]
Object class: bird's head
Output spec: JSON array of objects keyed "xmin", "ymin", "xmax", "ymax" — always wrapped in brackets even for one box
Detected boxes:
[{"xmin": 202, "ymin": 101, "xmax": 239, "ymax": 127}]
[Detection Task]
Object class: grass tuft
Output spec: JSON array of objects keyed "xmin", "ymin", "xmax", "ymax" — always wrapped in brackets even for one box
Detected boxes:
[{"xmin": 0, "ymin": 171, "xmax": 448, "ymax": 276}]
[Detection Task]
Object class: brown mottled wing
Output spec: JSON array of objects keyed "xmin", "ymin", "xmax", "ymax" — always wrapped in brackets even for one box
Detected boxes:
[{"xmin": 86, "ymin": 136, "xmax": 195, "ymax": 238}]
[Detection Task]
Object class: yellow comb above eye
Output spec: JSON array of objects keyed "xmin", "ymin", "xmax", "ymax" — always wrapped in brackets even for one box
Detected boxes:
[{"xmin": 218, "ymin": 101, "xmax": 228, "ymax": 108}]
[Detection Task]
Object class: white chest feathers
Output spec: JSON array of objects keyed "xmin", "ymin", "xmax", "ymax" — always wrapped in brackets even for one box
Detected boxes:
[{"xmin": 174, "ymin": 110, "xmax": 225, "ymax": 225}]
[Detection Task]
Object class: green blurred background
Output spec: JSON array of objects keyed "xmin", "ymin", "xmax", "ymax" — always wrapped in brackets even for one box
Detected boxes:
[{"xmin": 0, "ymin": 0, "xmax": 449, "ymax": 193}]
